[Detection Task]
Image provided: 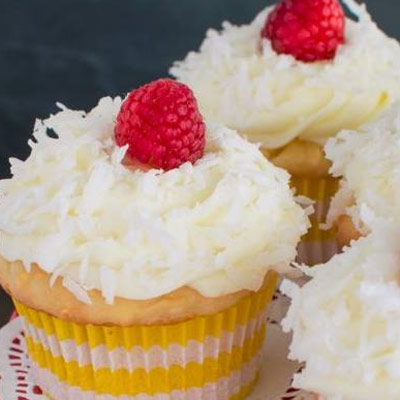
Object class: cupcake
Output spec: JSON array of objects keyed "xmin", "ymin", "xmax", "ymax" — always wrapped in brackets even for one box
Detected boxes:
[
  {"xmin": 170, "ymin": 0, "xmax": 400, "ymax": 264},
  {"xmin": 282, "ymin": 227, "xmax": 400, "ymax": 400},
  {"xmin": 0, "ymin": 79, "xmax": 309, "ymax": 399},
  {"xmin": 324, "ymin": 102, "xmax": 400, "ymax": 248}
]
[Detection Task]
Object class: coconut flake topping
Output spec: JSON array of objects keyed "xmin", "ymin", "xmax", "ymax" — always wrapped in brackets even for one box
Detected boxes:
[
  {"xmin": 0, "ymin": 97, "xmax": 309, "ymax": 303},
  {"xmin": 325, "ymin": 101, "xmax": 400, "ymax": 232},
  {"xmin": 282, "ymin": 226, "xmax": 400, "ymax": 400},
  {"xmin": 171, "ymin": 1, "xmax": 400, "ymax": 149}
]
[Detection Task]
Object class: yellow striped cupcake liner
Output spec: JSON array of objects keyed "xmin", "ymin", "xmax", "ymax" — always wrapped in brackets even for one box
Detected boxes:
[
  {"xmin": 14, "ymin": 271, "xmax": 278, "ymax": 400},
  {"xmin": 291, "ymin": 176, "xmax": 340, "ymax": 265}
]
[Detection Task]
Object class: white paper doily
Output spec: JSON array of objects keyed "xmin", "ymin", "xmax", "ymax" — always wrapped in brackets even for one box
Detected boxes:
[{"xmin": 0, "ymin": 291, "xmax": 314, "ymax": 400}]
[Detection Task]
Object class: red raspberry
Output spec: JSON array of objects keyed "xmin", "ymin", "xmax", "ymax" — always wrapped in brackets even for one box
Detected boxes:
[
  {"xmin": 261, "ymin": 0, "xmax": 345, "ymax": 62},
  {"xmin": 115, "ymin": 79, "xmax": 206, "ymax": 171}
]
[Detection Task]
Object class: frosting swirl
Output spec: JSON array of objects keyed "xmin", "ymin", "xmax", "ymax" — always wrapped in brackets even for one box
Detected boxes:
[
  {"xmin": 170, "ymin": 1, "xmax": 400, "ymax": 149},
  {"xmin": 0, "ymin": 97, "xmax": 309, "ymax": 303},
  {"xmin": 283, "ymin": 228, "xmax": 400, "ymax": 400},
  {"xmin": 325, "ymin": 102, "xmax": 400, "ymax": 233}
]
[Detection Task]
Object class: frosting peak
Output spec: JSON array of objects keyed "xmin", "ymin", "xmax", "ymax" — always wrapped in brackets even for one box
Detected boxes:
[
  {"xmin": 283, "ymin": 228, "xmax": 400, "ymax": 400},
  {"xmin": 0, "ymin": 98, "xmax": 309, "ymax": 303},
  {"xmin": 325, "ymin": 101, "xmax": 400, "ymax": 233},
  {"xmin": 171, "ymin": 1, "xmax": 400, "ymax": 149}
]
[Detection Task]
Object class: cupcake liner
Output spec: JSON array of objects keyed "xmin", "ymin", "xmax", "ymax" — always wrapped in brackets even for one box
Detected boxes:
[
  {"xmin": 291, "ymin": 176, "xmax": 339, "ymax": 265},
  {"xmin": 13, "ymin": 271, "xmax": 278, "ymax": 400}
]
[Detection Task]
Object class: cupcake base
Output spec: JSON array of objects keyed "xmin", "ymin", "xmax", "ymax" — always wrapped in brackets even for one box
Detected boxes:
[
  {"xmin": 14, "ymin": 272, "xmax": 277, "ymax": 400},
  {"xmin": 291, "ymin": 176, "xmax": 339, "ymax": 265}
]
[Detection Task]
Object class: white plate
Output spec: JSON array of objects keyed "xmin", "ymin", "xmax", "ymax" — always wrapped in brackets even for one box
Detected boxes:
[{"xmin": 0, "ymin": 292, "xmax": 314, "ymax": 400}]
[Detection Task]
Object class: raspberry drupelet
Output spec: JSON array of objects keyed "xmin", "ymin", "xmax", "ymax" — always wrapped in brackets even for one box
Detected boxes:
[
  {"xmin": 115, "ymin": 79, "xmax": 206, "ymax": 170},
  {"xmin": 261, "ymin": 0, "xmax": 345, "ymax": 62}
]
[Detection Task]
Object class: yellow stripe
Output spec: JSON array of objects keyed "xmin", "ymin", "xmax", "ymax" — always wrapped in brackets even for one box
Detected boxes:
[
  {"xmin": 291, "ymin": 176, "xmax": 339, "ymax": 201},
  {"xmin": 291, "ymin": 176, "xmax": 339, "ymax": 243},
  {"xmin": 41, "ymin": 370, "xmax": 258, "ymax": 400},
  {"xmin": 15, "ymin": 272, "xmax": 277, "ymax": 351},
  {"xmin": 25, "ymin": 326, "xmax": 265, "ymax": 396}
]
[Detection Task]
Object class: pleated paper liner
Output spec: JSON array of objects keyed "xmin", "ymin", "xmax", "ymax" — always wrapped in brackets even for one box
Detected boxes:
[
  {"xmin": 13, "ymin": 271, "xmax": 278, "ymax": 400},
  {"xmin": 291, "ymin": 176, "xmax": 340, "ymax": 265},
  {"xmin": 0, "ymin": 288, "xmax": 317, "ymax": 400}
]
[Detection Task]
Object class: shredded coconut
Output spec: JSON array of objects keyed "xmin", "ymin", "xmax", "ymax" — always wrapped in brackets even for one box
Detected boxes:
[
  {"xmin": 0, "ymin": 97, "xmax": 309, "ymax": 303},
  {"xmin": 62, "ymin": 276, "xmax": 92, "ymax": 305},
  {"xmin": 171, "ymin": 2, "xmax": 400, "ymax": 149},
  {"xmin": 325, "ymin": 101, "xmax": 400, "ymax": 231},
  {"xmin": 283, "ymin": 226, "xmax": 400, "ymax": 400}
]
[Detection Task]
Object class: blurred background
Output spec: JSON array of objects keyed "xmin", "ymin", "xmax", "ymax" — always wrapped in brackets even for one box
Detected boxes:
[{"xmin": 0, "ymin": 0, "xmax": 398, "ymax": 325}]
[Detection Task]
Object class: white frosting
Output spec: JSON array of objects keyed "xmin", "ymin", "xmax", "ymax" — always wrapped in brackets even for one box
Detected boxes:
[
  {"xmin": 282, "ymin": 227, "xmax": 400, "ymax": 400},
  {"xmin": 170, "ymin": 1, "xmax": 400, "ymax": 149},
  {"xmin": 325, "ymin": 102, "xmax": 400, "ymax": 232},
  {"xmin": 0, "ymin": 98, "xmax": 309, "ymax": 303}
]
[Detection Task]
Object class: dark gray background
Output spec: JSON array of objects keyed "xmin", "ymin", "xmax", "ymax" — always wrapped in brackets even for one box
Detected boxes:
[{"xmin": 0, "ymin": 0, "xmax": 398, "ymax": 326}]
